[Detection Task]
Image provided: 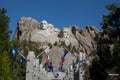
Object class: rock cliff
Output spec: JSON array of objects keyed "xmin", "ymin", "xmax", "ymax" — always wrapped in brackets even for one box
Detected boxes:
[
  {"xmin": 13, "ymin": 17, "xmax": 100, "ymax": 80},
  {"xmin": 14, "ymin": 17, "xmax": 99, "ymax": 54}
]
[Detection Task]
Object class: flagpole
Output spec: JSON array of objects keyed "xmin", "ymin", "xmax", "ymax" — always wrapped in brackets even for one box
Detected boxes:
[
  {"xmin": 36, "ymin": 51, "xmax": 44, "ymax": 58},
  {"xmin": 18, "ymin": 50, "xmax": 26, "ymax": 59},
  {"xmin": 36, "ymin": 47, "xmax": 48, "ymax": 58},
  {"xmin": 63, "ymin": 47, "xmax": 69, "ymax": 52}
]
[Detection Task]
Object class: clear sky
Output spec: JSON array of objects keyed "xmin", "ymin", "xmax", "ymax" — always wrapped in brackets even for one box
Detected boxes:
[{"xmin": 0, "ymin": 0, "xmax": 119, "ymax": 40}]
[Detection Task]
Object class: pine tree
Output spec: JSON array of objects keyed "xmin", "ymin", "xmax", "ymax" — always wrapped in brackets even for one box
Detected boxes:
[
  {"xmin": 90, "ymin": 3, "xmax": 120, "ymax": 80},
  {"xmin": 100, "ymin": 4, "xmax": 120, "ymax": 42},
  {"xmin": 99, "ymin": 3, "xmax": 120, "ymax": 74},
  {"xmin": 0, "ymin": 8, "xmax": 13, "ymax": 80},
  {"xmin": 89, "ymin": 57, "xmax": 107, "ymax": 80}
]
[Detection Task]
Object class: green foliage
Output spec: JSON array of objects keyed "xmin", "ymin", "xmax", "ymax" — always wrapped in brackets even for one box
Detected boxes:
[
  {"xmin": 61, "ymin": 41, "xmax": 66, "ymax": 47},
  {"xmin": 89, "ymin": 57, "xmax": 107, "ymax": 80},
  {"xmin": 12, "ymin": 55, "xmax": 26, "ymax": 80},
  {"xmin": 0, "ymin": 8, "xmax": 13, "ymax": 80},
  {"xmin": 0, "ymin": 8, "xmax": 11, "ymax": 52},
  {"xmin": 99, "ymin": 4, "xmax": 120, "ymax": 73},
  {"xmin": 11, "ymin": 40, "xmax": 26, "ymax": 80},
  {"xmin": 90, "ymin": 4, "xmax": 120, "ymax": 80},
  {"xmin": 48, "ymin": 43, "xmax": 52, "ymax": 49},
  {"xmin": 54, "ymin": 41, "xmax": 58, "ymax": 46},
  {"xmin": 111, "ymin": 42, "xmax": 120, "ymax": 74},
  {"xmin": 71, "ymin": 45, "xmax": 77, "ymax": 53},
  {"xmin": 99, "ymin": 44, "xmax": 112, "ymax": 69},
  {"xmin": 59, "ymin": 41, "xmax": 66, "ymax": 47},
  {"xmin": 43, "ymin": 62, "xmax": 48, "ymax": 70},
  {"xmin": 106, "ymin": 4, "xmax": 118, "ymax": 12},
  {"xmin": 112, "ymin": 42, "xmax": 120, "ymax": 65},
  {"xmin": 0, "ymin": 51, "xmax": 13, "ymax": 80},
  {"xmin": 11, "ymin": 39, "xmax": 47, "ymax": 79},
  {"xmin": 100, "ymin": 3, "xmax": 120, "ymax": 41}
]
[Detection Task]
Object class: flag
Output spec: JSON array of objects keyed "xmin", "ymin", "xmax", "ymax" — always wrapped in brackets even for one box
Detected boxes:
[
  {"xmin": 63, "ymin": 48, "xmax": 69, "ymax": 57},
  {"xmin": 61, "ymin": 56, "xmax": 65, "ymax": 64},
  {"xmin": 48, "ymin": 61, "xmax": 59, "ymax": 78},
  {"xmin": 59, "ymin": 66, "xmax": 63, "ymax": 71},
  {"xmin": 44, "ymin": 52, "xmax": 47, "ymax": 57},
  {"xmin": 44, "ymin": 47, "xmax": 50, "ymax": 63},
  {"xmin": 82, "ymin": 47, "xmax": 87, "ymax": 54},
  {"xmin": 12, "ymin": 47, "xmax": 18, "ymax": 58},
  {"xmin": 61, "ymin": 58, "xmax": 65, "ymax": 64},
  {"xmin": 44, "ymin": 52, "xmax": 50, "ymax": 63},
  {"xmin": 96, "ymin": 49, "xmax": 101, "ymax": 57},
  {"xmin": 59, "ymin": 48, "xmax": 68, "ymax": 71},
  {"xmin": 48, "ymin": 61, "xmax": 53, "ymax": 70},
  {"xmin": 86, "ymin": 57, "xmax": 92, "ymax": 65},
  {"xmin": 26, "ymin": 47, "xmax": 29, "ymax": 57},
  {"xmin": 59, "ymin": 60, "xmax": 64, "ymax": 67},
  {"xmin": 60, "ymin": 56, "xmax": 65, "ymax": 66},
  {"xmin": 19, "ymin": 56, "xmax": 25, "ymax": 66},
  {"xmin": 52, "ymin": 69, "xmax": 59, "ymax": 78},
  {"xmin": 44, "ymin": 47, "xmax": 49, "ymax": 54},
  {"xmin": 59, "ymin": 56, "xmax": 65, "ymax": 71},
  {"xmin": 46, "ymin": 55, "xmax": 50, "ymax": 63},
  {"xmin": 75, "ymin": 57, "xmax": 79, "ymax": 64}
]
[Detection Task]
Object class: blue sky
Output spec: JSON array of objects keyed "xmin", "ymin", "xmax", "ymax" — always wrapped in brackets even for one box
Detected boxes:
[{"xmin": 0, "ymin": 0, "xmax": 119, "ymax": 40}]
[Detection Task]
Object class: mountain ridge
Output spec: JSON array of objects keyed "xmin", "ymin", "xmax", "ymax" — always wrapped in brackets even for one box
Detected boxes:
[
  {"xmin": 14, "ymin": 17, "xmax": 100, "ymax": 54},
  {"xmin": 12, "ymin": 17, "xmax": 100, "ymax": 80}
]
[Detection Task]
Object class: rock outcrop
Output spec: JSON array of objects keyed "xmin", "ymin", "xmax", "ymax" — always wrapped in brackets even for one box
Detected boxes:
[
  {"xmin": 13, "ymin": 17, "xmax": 100, "ymax": 80},
  {"xmin": 14, "ymin": 17, "xmax": 99, "ymax": 54},
  {"xmin": 26, "ymin": 51, "xmax": 66, "ymax": 80}
]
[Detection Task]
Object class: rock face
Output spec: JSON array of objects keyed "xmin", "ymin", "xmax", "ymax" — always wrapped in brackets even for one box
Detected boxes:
[
  {"xmin": 41, "ymin": 46, "xmax": 75, "ymax": 71},
  {"xmin": 75, "ymin": 26, "xmax": 99, "ymax": 53},
  {"xmin": 16, "ymin": 17, "xmax": 39, "ymax": 41},
  {"xmin": 14, "ymin": 17, "xmax": 100, "ymax": 80},
  {"xmin": 26, "ymin": 51, "xmax": 66, "ymax": 80},
  {"xmin": 14, "ymin": 17, "xmax": 99, "ymax": 54}
]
